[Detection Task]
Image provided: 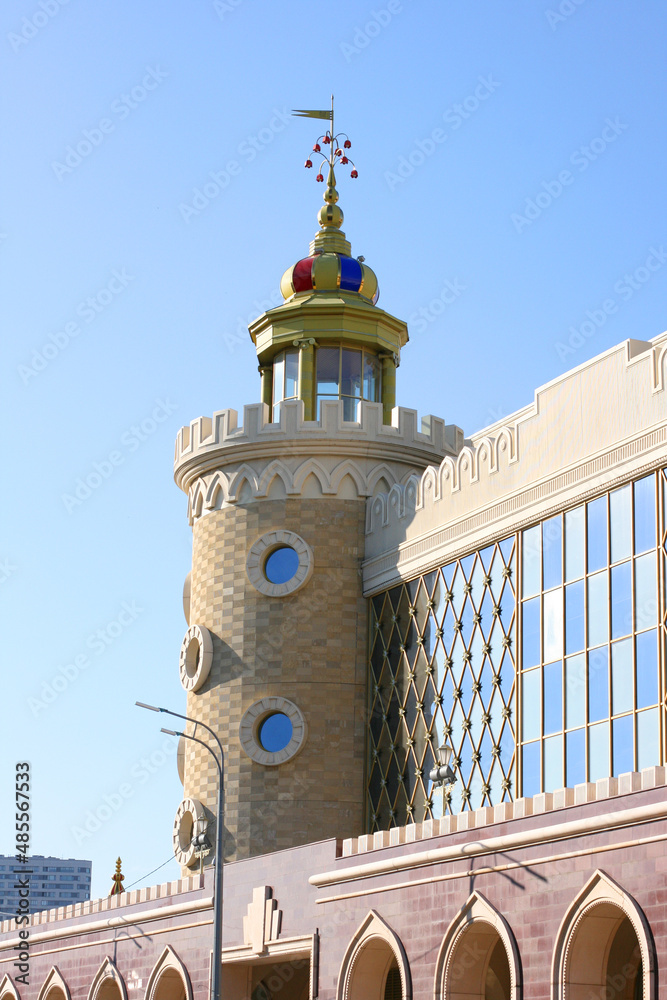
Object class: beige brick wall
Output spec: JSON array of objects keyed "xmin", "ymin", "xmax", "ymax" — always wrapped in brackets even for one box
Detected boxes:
[{"xmin": 182, "ymin": 497, "xmax": 369, "ymax": 865}]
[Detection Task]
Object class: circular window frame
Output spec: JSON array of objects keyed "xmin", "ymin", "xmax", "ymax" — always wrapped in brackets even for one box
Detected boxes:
[
  {"xmin": 246, "ymin": 530, "xmax": 314, "ymax": 598},
  {"xmin": 172, "ymin": 797, "xmax": 206, "ymax": 867},
  {"xmin": 178, "ymin": 624, "xmax": 214, "ymax": 692},
  {"xmin": 239, "ymin": 697, "xmax": 307, "ymax": 766}
]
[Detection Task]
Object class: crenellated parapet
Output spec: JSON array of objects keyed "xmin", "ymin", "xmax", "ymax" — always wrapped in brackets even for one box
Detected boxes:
[{"xmin": 174, "ymin": 399, "xmax": 464, "ymax": 524}]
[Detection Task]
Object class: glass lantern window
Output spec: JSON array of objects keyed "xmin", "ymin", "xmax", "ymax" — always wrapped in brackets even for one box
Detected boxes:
[
  {"xmin": 272, "ymin": 349, "xmax": 299, "ymax": 420},
  {"xmin": 316, "ymin": 346, "xmax": 381, "ymax": 421}
]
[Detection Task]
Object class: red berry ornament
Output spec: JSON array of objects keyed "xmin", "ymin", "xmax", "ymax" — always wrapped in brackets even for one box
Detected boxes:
[
  {"xmin": 316, "ymin": 173, "xmax": 324, "ymax": 182},
  {"xmin": 341, "ymin": 156, "xmax": 349, "ymax": 164},
  {"xmin": 344, "ymin": 140, "xmax": 351, "ymax": 149},
  {"xmin": 304, "ymin": 159, "xmax": 313, "ymax": 168},
  {"xmin": 350, "ymin": 169, "xmax": 358, "ymax": 178}
]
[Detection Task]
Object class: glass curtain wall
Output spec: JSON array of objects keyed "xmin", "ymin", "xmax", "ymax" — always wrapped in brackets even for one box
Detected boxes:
[
  {"xmin": 366, "ymin": 469, "xmax": 666, "ymax": 833},
  {"xmin": 520, "ymin": 472, "xmax": 663, "ymax": 797}
]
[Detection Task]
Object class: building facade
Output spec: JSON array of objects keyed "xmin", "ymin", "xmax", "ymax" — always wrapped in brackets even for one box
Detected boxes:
[
  {"xmin": 2, "ymin": 149, "xmax": 666, "ymax": 999},
  {"xmin": 0, "ymin": 857, "xmax": 91, "ymax": 919}
]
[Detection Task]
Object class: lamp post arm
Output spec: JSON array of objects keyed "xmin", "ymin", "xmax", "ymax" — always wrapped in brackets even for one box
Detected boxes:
[{"xmin": 158, "ymin": 706, "xmax": 225, "ymax": 766}]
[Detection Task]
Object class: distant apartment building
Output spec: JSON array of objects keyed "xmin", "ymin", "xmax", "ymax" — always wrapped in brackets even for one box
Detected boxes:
[{"xmin": 0, "ymin": 856, "xmax": 91, "ymax": 917}]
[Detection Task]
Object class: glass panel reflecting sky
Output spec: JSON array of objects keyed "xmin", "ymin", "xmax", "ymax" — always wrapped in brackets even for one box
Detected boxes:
[
  {"xmin": 589, "ymin": 721, "xmax": 609, "ymax": 781},
  {"xmin": 565, "ymin": 506, "xmax": 585, "ymax": 581},
  {"xmin": 588, "ymin": 646, "xmax": 609, "ymax": 722},
  {"xmin": 588, "ymin": 572, "xmax": 608, "ymax": 648},
  {"xmin": 544, "ymin": 734, "xmax": 563, "ymax": 792},
  {"xmin": 542, "ymin": 516, "xmax": 562, "ymax": 591},
  {"xmin": 612, "ymin": 714, "xmax": 633, "ymax": 777},
  {"xmin": 611, "ymin": 638, "xmax": 633, "ymax": 716},
  {"xmin": 522, "ymin": 526, "xmax": 541, "ymax": 598},
  {"xmin": 587, "ymin": 497, "xmax": 608, "ymax": 572},
  {"xmin": 610, "ymin": 486, "xmax": 632, "ymax": 564},
  {"xmin": 634, "ymin": 475, "xmax": 656, "ymax": 555},
  {"xmin": 565, "ymin": 654, "xmax": 586, "ymax": 729},
  {"xmin": 518, "ymin": 471, "xmax": 663, "ymax": 799},
  {"xmin": 566, "ymin": 728, "xmax": 585, "ymax": 786},
  {"xmin": 543, "ymin": 661, "xmax": 563, "ymax": 735},
  {"xmin": 611, "ymin": 562, "xmax": 632, "ymax": 640},
  {"xmin": 544, "ymin": 590, "xmax": 563, "ymax": 662},
  {"xmin": 636, "ymin": 630, "xmax": 658, "ymax": 709},
  {"xmin": 565, "ymin": 580, "xmax": 585, "ymax": 654}
]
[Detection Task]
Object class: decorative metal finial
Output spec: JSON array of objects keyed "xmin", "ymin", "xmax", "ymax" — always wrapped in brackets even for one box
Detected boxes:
[
  {"xmin": 109, "ymin": 857, "xmax": 125, "ymax": 896},
  {"xmin": 292, "ymin": 97, "xmax": 357, "ymax": 254},
  {"xmin": 296, "ymin": 96, "xmax": 358, "ymax": 185}
]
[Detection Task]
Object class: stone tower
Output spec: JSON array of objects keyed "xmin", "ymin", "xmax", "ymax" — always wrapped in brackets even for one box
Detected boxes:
[{"xmin": 171, "ymin": 125, "xmax": 462, "ymax": 870}]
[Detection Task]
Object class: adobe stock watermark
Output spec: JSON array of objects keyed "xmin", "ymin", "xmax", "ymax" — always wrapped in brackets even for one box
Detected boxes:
[
  {"xmin": 51, "ymin": 66, "xmax": 168, "ymax": 180},
  {"xmin": 340, "ymin": 0, "xmax": 406, "ymax": 62},
  {"xmin": 179, "ymin": 109, "xmax": 292, "ymax": 223},
  {"xmin": 0, "ymin": 559, "xmax": 17, "ymax": 584},
  {"xmin": 545, "ymin": 0, "xmax": 588, "ymax": 31},
  {"xmin": 224, "ymin": 289, "xmax": 283, "ymax": 352},
  {"xmin": 385, "ymin": 76, "xmax": 501, "ymax": 191},
  {"xmin": 408, "ymin": 278, "xmax": 467, "ymax": 334},
  {"xmin": 8, "ymin": 0, "xmax": 72, "ymax": 54},
  {"xmin": 555, "ymin": 246, "xmax": 666, "ymax": 361},
  {"xmin": 18, "ymin": 268, "xmax": 134, "ymax": 385},
  {"xmin": 70, "ymin": 735, "xmax": 176, "ymax": 846},
  {"xmin": 61, "ymin": 398, "xmax": 177, "ymax": 513},
  {"xmin": 213, "ymin": 0, "xmax": 243, "ymax": 19},
  {"xmin": 511, "ymin": 118, "xmax": 628, "ymax": 233},
  {"xmin": 28, "ymin": 601, "xmax": 144, "ymax": 717}
]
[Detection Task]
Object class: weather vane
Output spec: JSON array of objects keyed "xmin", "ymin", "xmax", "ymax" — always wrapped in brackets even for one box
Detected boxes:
[{"xmin": 293, "ymin": 96, "xmax": 358, "ymax": 182}]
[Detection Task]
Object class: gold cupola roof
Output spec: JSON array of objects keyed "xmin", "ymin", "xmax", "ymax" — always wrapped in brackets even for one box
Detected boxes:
[
  {"xmin": 249, "ymin": 105, "xmax": 407, "ymax": 369},
  {"xmin": 280, "ymin": 163, "xmax": 380, "ymax": 305}
]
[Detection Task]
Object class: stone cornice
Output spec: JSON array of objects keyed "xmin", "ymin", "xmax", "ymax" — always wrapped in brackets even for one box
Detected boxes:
[
  {"xmin": 363, "ymin": 335, "xmax": 667, "ymax": 594},
  {"xmin": 362, "ymin": 423, "xmax": 667, "ymax": 594}
]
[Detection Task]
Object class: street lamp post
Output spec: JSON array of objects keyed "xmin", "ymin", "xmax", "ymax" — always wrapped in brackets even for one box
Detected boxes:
[{"xmin": 136, "ymin": 702, "xmax": 225, "ymax": 1000}]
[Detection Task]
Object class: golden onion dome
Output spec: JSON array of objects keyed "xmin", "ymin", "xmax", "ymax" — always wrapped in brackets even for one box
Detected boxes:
[
  {"xmin": 280, "ymin": 252, "xmax": 379, "ymax": 304},
  {"xmin": 280, "ymin": 160, "xmax": 379, "ymax": 305}
]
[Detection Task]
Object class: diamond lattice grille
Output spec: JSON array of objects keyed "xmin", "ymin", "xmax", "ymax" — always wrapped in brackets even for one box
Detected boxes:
[{"xmin": 367, "ymin": 537, "xmax": 517, "ymax": 831}]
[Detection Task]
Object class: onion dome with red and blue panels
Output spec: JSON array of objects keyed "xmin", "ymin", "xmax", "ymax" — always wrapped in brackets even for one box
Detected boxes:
[{"xmin": 280, "ymin": 252, "xmax": 379, "ymax": 305}]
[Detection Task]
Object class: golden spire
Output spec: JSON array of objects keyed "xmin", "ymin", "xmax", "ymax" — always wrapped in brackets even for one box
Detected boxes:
[
  {"xmin": 109, "ymin": 857, "xmax": 125, "ymax": 896},
  {"xmin": 294, "ymin": 96, "xmax": 357, "ymax": 256}
]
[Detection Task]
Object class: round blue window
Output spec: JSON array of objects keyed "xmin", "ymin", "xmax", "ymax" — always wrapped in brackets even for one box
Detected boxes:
[
  {"xmin": 264, "ymin": 546, "xmax": 299, "ymax": 584},
  {"xmin": 258, "ymin": 712, "xmax": 293, "ymax": 752}
]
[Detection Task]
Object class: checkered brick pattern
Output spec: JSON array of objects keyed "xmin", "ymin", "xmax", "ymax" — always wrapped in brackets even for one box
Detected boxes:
[{"xmin": 182, "ymin": 497, "xmax": 369, "ymax": 867}]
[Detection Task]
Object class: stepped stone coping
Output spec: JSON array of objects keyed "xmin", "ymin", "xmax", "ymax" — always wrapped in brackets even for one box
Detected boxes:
[
  {"xmin": 0, "ymin": 875, "xmax": 202, "ymax": 934},
  {"xmin": 341, "ymin": 767, "xmax": 666, "ymax": 858}
]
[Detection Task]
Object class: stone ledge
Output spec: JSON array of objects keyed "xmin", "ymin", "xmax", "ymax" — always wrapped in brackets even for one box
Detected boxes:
[
  {"xmin": 0, "ymin": 875, "xmax": 203, "ymax": 934},
  {"xmin": 340, "ymin": 767, "xmax": 666, "ymax": 858}
]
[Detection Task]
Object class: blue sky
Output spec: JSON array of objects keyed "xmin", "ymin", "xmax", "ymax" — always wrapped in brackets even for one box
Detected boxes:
[{"xmin": 1, "ymin": 0, "xmax": 666, "ymax": 900}]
